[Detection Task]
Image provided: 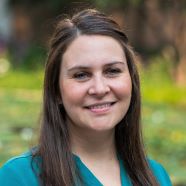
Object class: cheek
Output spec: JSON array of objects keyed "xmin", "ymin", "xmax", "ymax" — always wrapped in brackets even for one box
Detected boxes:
[
  {"xmin": 112, "ymin": 76, "xmax": 132, "ymax": 98},
  {"xmin": 60, "ymin": 81, "xmax": 87, "ymax": 106}
]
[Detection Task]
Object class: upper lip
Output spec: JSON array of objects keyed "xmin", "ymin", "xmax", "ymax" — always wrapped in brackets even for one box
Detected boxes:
[{"xmin": 84, "ymin": 101, "xmax": 117, "ymax": 108}]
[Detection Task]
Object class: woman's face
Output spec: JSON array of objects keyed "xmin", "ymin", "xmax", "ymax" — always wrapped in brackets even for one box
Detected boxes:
[{"xmin": 59, "ymin": 35, "xmax": 132, "ymax": 133}]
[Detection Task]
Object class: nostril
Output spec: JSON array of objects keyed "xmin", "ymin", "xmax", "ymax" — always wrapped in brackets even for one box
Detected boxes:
[
  {"xmin": 88, "ymin": 84, "xmax": 110, "ymax": 95},
  {"xmin": 88, "ymin": 77, "xmax": 110, "ymax": 96}
]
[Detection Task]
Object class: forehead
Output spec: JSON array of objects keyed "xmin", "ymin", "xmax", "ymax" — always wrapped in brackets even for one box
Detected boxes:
[{"xmin": 62, "ymin": 35, "xmax": 125, "ymax": 68}]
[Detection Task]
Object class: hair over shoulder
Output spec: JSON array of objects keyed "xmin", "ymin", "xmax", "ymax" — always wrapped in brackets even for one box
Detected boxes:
[{"xmin": 33, "ymin": 8, "xmax": 159, "ymax": 186}]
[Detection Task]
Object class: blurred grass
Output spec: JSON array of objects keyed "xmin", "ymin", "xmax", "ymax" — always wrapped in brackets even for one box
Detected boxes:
[
  {"xmin": 0, "ymin": 70, "xmax": 43, "ymax": 89},
  {"xmin": 0, "ymin": 57, "xmax": 186, "ymax": 185},
  {"xmin": 140, "ymin": 56, "xmax": 186, "ymax": 184},
  {"xmin": 140, "ymin": 57, "xmax": 186, "ymax": 106},
  {"xmin": 0, "ymin": 69, "xmax": 43, "ymax": 164}
]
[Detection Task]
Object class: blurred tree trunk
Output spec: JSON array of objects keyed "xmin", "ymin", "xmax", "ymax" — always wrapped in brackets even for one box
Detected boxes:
[
  {"xmin": 8, "ymin": 0, "xmax": 186, "ymax": 84},
  {"xmin": 174, "ymin": 14, "xmax": 186, "ymax": 86},
  {"xmin": 124, "ymin": 0, "xmax": 186, "ymax": 86}
]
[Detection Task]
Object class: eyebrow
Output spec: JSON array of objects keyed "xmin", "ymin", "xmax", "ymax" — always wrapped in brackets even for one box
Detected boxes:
[{"xmin": 67, "ymin": 61, "xmax": 126, "ymax": 72}]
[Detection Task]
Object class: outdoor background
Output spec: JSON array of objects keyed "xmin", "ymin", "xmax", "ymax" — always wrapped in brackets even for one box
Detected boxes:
[{"xmin": 0, "ymin": 0, "xmax": 186, "ymax": 185}]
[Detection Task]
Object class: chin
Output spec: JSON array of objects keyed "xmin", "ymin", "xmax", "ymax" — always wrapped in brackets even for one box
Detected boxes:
[{"xmin": 87, "ymin": 122, "xmax": 116, "ymax": 132}]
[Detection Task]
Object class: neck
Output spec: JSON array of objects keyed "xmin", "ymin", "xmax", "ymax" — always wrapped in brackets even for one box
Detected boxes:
[{"xmin": 69, "ymin": 126, "xmax": 117, "ymax": 161}]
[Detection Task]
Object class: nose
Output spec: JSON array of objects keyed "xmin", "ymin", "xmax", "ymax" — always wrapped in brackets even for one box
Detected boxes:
[{"xmin": 88, "ymin": 76, "xmax": 110, "ymax": 97}]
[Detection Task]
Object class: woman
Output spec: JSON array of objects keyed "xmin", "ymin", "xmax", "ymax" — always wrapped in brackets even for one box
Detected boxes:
[{"xmin": 0, "ymin": 9, "xmax": 172, "ymax": 186}]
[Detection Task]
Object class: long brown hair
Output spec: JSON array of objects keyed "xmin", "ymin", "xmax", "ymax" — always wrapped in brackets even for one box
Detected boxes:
[{"xmin": 34, "ymin": 9, "xmax": 159, "ymax": 186}]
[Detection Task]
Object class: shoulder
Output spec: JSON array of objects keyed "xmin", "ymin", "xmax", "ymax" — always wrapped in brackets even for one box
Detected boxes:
[
  {"xmin": 0, "ymin": 151, "xmax": 40, "ymax": 186},
  {"xmin": 148, "ymin": 159, "xmax": 172, "ymax": 186},
  {"xmin": 1, "ymin": 151, "xmax": 32, "ymax": 168}
]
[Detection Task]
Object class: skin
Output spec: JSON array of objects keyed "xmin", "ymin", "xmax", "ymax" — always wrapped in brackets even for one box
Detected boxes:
[{"xmin": 59, "ymin": 35, "xmax": 132, "ymax": 186}]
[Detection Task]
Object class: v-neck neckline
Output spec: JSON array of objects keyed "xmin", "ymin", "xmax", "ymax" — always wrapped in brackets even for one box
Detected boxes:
[{"xmin": 73, "ymin": 154, "xmax": 132, "ymax": 186}]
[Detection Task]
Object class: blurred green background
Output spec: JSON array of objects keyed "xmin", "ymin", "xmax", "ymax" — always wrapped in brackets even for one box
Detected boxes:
[{"xmin": 0, "ymin": 0, "xmax": 186, "ymax": 185}]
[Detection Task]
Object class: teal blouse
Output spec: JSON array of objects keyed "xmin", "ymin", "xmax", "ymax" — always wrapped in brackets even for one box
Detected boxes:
[{"xmin": 0, "ymin": 151, "xmax": 172, "ymax": 186}]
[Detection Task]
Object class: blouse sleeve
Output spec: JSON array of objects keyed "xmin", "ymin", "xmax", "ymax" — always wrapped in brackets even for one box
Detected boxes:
[
  {"xmin": 0, "ymin": 163, "xmax": 25, "ymax": 186},
  {"xmin": 0, "ymin": 152, "xmax": 39, "ymax": 186}
]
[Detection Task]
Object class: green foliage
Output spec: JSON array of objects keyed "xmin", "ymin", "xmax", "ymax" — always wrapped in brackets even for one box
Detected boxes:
[
  {"xmin": 0, "ymin": 69, "xmax": 44, "ymax": 89},
  {"xmin": 21, "ymin": 46, "xmax": 46, "ymax": 70},
  {"xmin": 142, "ymin": 102, "xmax": 186, "ymax": 184},
  {"xmin": 9, "ymin": 45, "xmax": 47, "ymax": 71},
  {"xmin": 94, "ymin": 0, "xmax": 144, "ymax": 10},
  {"xmin": 0, "ymin": 87, "xmax": 41, "ymax": 164},
  {"xmin": 0, "ymin": 58, "xmax": 186, "ymax": 185},
  {"xmin": 140, "ymin": 56, "xmax": 186, "ymax": 106},
  {"xmin": 140, "ymin": 56, "xmax": 186, "ymax": 184}
]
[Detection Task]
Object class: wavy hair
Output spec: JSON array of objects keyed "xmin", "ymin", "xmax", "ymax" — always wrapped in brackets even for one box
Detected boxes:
[{"xmin": 34, "ymin": 9, "xmax": 159, "ymax": 186}]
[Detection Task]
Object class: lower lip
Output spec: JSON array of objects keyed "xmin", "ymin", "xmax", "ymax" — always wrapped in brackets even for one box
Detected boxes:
[{"xmin": 86, "ymin": 104, "xmax": 114, "ymax": 114}]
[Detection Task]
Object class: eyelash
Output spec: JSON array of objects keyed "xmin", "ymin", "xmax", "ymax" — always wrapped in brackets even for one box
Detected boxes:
[
  {"xmin": 73, "ymin": 68, "xmax": 122, "ymax": 81},
  {"xmin": 73, "ymin": 72, "xmax": 90, "ymax": 80},
  {"xmin": 105, "ymin": 68, "xmax": 122, "ymax": 76}
]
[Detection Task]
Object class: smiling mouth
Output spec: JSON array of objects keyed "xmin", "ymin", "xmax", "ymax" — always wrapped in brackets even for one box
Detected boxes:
[{"xmin": 84, "ymin": 102, "xmax": 116, "ymax": 113}]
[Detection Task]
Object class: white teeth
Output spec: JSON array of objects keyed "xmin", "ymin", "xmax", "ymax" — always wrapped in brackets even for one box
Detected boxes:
[{"xmin": 89, "ymin": 103, "xmax": 111, "ymax": 109}]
